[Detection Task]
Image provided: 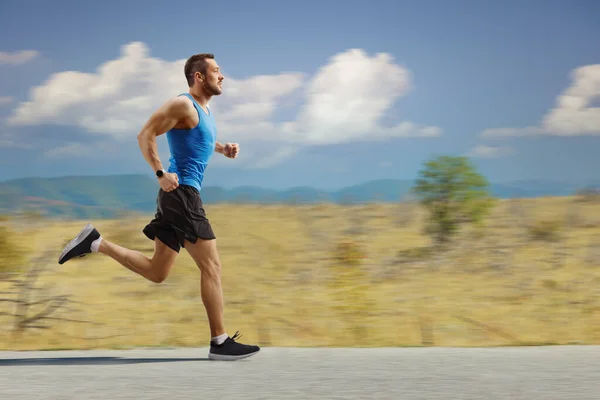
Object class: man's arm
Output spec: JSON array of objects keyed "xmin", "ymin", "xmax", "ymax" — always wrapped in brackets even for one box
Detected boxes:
[
  {"xmin": 137, "ymin": 96, "xmax": 191, "ymax": 172},
  {"xmin": 214, "ymin": 142, "xmax": 225, "ymax": 155}
]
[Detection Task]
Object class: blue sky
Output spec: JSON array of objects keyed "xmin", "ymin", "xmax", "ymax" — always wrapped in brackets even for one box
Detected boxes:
[{"xmin": 1, "ymin": 0, "xmax": 599, "ymax": 189}]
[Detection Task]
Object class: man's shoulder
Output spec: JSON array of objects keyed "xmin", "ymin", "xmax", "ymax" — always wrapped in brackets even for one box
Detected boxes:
[
  {"xmin": 164, "ymin": 94, "xmax": 196, "ymax": 117},
  {"xmin": 170, "ymin": 94, "xmax": 195, "ymax": 107}
]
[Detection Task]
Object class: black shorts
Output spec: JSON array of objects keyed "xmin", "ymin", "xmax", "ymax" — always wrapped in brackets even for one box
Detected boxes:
[{"xmin": 142, "ymin": 184, "xmax": 215, "ymax": 253}]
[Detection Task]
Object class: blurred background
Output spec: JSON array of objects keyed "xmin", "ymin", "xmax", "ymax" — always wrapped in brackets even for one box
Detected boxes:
[{"xmin": 1, "ymin": 0, "xmax": 599, "ymax": 350}]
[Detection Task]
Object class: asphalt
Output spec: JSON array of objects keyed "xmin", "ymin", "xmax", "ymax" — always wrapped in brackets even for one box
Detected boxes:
[{"xmin": 1, "ymin": 346, "xmax": 599, "ymax": 399}]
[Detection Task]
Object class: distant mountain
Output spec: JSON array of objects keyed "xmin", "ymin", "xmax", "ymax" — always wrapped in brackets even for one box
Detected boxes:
[
  {"xmin": 0, "ymin": 174, "xmax": 594, "ymax": 219},
  {"xmin": 0, "ymin": 175, "xmax": 159, "ymax": 217},
  {"xmin": 490, "ymin": 180, "xmax": 586, "ymax": 198},
  {"xmin": 331, "ymin": 179, "xmax": 415, "ymax": 203}
]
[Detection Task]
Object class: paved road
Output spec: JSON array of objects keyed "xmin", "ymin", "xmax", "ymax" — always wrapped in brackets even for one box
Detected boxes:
[{"xmin": 1, "ymin": 346, "xmax": 599, "ymax": 399}]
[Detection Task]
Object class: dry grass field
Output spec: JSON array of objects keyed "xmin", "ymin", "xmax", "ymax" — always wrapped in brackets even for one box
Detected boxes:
[{"xmin": 1, "ymin": 196, "xmax": 599, "ymax": 350}]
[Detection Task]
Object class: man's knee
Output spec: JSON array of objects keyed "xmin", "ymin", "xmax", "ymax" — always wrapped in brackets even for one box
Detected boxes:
[
  {"xmin": 150, "ymin": 272, "xmax": 168, "ymax": 284},
  {"xmin": 186, "ymin": 239, "xmax": 221, "ymax": 279},
  {"xmin": 198, "ymin": 257, "xmax": 221, "ymax": 280},
  {"xmin": 149, "ymin": 254, "xmax": 176, "ymax": 284}
]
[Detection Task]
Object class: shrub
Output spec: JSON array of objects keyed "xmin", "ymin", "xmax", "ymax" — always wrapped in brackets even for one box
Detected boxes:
[
  {"xmin": 413, "ymin": 156, "xmax": 495, "ymax": 245},
  {"xmin": 528, "ymin": 219, "xmax": 562, "ymax": 242}
]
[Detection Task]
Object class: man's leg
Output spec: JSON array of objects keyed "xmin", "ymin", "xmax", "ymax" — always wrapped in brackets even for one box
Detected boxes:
[
  {"xmin": 98, "ymin": 236, "xmax": 177, "ymax": 283},
  {"xmin": 57, "ymin": 222, "xmax": 178, "ymax": 284},
  {"xmin": 183, "ymin": 237, "xmax": 225, "ymax": 337},
  {"xmin": 184, "ymin": 237, "xmax": 260, "ymax": 360}
]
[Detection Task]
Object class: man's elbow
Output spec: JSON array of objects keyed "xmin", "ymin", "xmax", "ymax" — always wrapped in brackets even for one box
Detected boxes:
[{"xmin": 137, "ymin": 130, "xmax": 149, "ymax": 146}]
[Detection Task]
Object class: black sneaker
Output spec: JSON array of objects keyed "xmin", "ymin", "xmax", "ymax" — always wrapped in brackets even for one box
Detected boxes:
[
  {"xmin": 58, "ymin": 223, "xmax": 101, "ymax": 265},
  {"xmin": 208, "ymin": 331, "xmax": 260, "ymax": 361}
]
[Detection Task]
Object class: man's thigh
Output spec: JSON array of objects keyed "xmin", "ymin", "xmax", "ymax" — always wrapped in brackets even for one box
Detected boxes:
[
  {"xmin": 154, "ymin": 236, "xmax": 178, "ymax": 262},
  {"xmin": 152, "ymin": 237, "xmax": 179, "ymax": 274},
  {"xmin": 184, "ymin": 238, "xmax": 220, "ymax": 271}
]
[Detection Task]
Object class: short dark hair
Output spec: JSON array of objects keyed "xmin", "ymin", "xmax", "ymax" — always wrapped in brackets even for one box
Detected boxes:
[{"xmin": 184, "ymin": 53, "xmax": 215, "ymax": 87}]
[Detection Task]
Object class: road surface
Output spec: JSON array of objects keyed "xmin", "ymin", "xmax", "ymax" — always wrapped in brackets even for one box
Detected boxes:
[{"xmin": 1, "ymin": 346, "xmax": 599, "ymax": 399}]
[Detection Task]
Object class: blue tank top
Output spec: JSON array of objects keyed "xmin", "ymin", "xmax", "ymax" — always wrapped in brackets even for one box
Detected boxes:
[{"xmin": 165, "ymin": 93, "xmax": 217, "ymax": 192}]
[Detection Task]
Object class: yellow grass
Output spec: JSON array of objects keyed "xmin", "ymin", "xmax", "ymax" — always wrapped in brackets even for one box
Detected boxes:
[{"xmin": 1, "ymin": 196, "xmax": 599, "ymax": 350}]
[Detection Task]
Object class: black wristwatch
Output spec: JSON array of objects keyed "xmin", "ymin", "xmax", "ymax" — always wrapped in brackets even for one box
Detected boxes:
[{"xmin": 156, "ymin": 169, "xmax": 165, "ymax": 178}]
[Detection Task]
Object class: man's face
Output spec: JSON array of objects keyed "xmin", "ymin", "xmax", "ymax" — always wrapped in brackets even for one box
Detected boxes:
[{"xmin": 201, "ymin": 59, "xmax": 224, "ymax": 96}]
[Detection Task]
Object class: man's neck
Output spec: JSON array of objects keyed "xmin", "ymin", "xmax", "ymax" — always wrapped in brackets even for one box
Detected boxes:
[{"xmin": 189, "ymin": 88, "xmax": 211, "ymax": 108}]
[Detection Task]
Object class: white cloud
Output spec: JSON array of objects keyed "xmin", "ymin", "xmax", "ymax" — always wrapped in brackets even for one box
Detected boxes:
[
  {"xmin": 0, "ymin": 50, "xmax": 39, "ymax": 65},
  {"xmin": 7, "ymin": 42, "xmax": 441, "ymax": 167},
  {"xmin": 7, "ymin": 42, "xmax": 303, "ymax": 144},
  {"xmin": 467, "ymin": 144, "xmax": 515, "ymax": 159},
  {"xmin": 481, "ymin": 64, "xmax": 600, "ymax": 138},
  {"xmin": 279, "ymin": 49, "xmax": 441, "ymax": 145},
  {"xmin": 207, "ymin": 73, "xmax": 305, "ymax": 144},
  {"xmin": 7, "ymin": 43, "xmax": 187, "ymax": 137}
]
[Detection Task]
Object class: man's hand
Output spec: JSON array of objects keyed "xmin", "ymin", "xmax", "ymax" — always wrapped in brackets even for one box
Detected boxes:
[
  {"xmin": 159, "ymin": 172, "xmax": 179, "ymax": 192},
  {"xmin": 223, "ymin": 142, "xmax": 239, "ymax": 158}
]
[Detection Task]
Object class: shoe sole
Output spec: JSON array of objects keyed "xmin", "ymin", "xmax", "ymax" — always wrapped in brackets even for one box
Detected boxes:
[
  {"xmin": 208, "ymin": 349, "xmax": 260, "ymax": 361},
  {"xmin": 58, "ymin": 223, "xmax": 95, "ymax": 264}
]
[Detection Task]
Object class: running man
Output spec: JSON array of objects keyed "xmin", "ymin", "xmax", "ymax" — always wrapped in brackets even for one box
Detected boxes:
[{"xmin": 58, "ymin": 53, "xmax": 260, "ymax": 361}]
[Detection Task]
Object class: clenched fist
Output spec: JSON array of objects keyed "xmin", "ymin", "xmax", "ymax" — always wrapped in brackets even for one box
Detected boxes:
[
  {"xmin": 223, "ymin": 142, "xmax": 239, "ymax": 158},
  {"xmin": 159, "ymin": 172, "xmax": 179, "ymax": 192}
]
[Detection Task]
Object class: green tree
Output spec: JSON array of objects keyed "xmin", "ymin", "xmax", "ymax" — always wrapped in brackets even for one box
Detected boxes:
[{"xmin": 413, "ymin": 155, "xmax": 494, "ymax": 245}]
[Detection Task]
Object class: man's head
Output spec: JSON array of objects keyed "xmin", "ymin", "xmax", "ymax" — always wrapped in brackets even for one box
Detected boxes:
[{"xmin": 184, "ymin": 53, "xmax": 224, "ymax": 96}]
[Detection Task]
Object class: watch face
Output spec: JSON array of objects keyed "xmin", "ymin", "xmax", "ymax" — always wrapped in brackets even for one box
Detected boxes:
[{"xmin": 156, "ymin": 170, "xmax": 163, "ymax": 177}]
